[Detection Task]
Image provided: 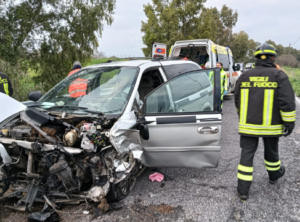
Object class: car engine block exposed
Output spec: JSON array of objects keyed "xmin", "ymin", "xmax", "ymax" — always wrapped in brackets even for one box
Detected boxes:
[{"xmin": 0, "ymin": 109, "xmax": 140, "ymax": 215}]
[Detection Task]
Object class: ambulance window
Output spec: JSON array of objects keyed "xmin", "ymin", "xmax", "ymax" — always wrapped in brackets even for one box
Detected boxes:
[
  {"xmin": 216, "ymin": 46, "xmax": 230, "ymax": 71},
  {"xmin": 163, "ymin": 63, "xmax": 201, "ymax": 79},
  {"xmin": 217, "ymin": 53, "xmax": 230, "ymax": 71}
]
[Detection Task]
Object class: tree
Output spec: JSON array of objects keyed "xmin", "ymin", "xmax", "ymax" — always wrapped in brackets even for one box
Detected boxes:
[
  {"xmin": 277, "ymin": 54, "xmax": 299, "ymax": 68},
  {"xmin": 92, "ymin": 50, "xmax": 107, "ymax": 59},
  {"xmin": 141, "ymin": 0, "xmax": 207, "ymax": 57},
  {"xmin": 218, "ymin": 5, "xmax": 238, "ymax": 46},
  {"xmin": 0, "ymin": 0, "xmax": 116, "ymax": 94},
  {"xmin": 141, "ymin": 1, "xmax": 239, "ymax": 57},
  {"xmin": 229, "ymin": 31, "xmax": 256, "ymax": 62}
]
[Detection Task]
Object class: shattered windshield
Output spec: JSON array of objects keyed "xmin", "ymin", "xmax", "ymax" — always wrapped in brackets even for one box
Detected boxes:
[{"xmin": 37, "ymin": 66, "xmax": 139, "ymax": 114}]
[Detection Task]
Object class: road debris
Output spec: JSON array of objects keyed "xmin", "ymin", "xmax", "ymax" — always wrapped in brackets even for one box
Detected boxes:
[{"xmin": 149, "ymin": 172, "xmax": 164, "ymax": 182}]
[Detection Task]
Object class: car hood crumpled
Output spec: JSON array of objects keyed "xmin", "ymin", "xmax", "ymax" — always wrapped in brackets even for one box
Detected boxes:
[{"xmin": 0, "ymin": 93, "xmax": 26, "ymax": 123}]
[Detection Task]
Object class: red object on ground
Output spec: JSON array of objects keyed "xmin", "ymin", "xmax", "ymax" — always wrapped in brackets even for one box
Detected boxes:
[{"xmin": 149, "ymin": 172, "xmax": 164, "ymax": 182}]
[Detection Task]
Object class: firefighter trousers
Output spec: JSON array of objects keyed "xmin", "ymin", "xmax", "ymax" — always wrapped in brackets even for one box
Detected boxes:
[{"xmin": 237, "ymin": 136, "xmax": 284, "ymax": 195}]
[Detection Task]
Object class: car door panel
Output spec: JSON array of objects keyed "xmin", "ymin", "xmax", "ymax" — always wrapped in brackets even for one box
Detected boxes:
[{"xmin": 140, "ymin": 69, "xmax": 221, "ymax": 169}]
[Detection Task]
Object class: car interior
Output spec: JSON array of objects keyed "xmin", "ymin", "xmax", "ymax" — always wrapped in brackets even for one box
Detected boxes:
[
  {"xmin": 138, "ymin": 69, "xmax": 163, "ymax": 100},
  {"xmin": 172, "ymin": 46, "xmax": 209, "ymax": 66},
  {"xmin": 137, "ymin": 69, "xmax": 164, "ymax": 112}
]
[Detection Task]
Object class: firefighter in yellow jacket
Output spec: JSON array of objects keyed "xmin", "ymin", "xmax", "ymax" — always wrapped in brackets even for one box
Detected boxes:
[
  {"xmin": 216, "ymin": 62, "xmax": 228, "ymax": 110},
  {"xmin": 0, "ymin": 72, "xmax": 13, "ymax": 97},
  {"xmin": 234, "ymin": 43, "xmax": 296, "ymax": 200}
]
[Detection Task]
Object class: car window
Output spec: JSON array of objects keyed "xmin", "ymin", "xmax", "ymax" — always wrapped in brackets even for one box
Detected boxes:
[
  {"xmin": 163, "ymin": 63, "xmax": 200, "ymax": 79},
  {"xmin": 37, "ymin": 67, "xmax": 139, "ymax": 115},
  {"xmin": 145, "ymin": 70, "xmax": 213, "ymax": 114}
]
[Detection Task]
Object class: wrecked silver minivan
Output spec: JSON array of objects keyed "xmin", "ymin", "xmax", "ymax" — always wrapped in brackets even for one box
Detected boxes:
[{"xmin": 0, "ymin": 59, "xmax": 222, "ymax": 214}]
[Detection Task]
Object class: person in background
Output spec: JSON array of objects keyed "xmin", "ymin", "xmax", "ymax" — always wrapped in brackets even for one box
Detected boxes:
[
  {"xmin": 67, "ymin": 61, "xmax": 87, "ymax": 98},
  {"xmin": 201, "ymin": 55, "xmax": 209, "ymax": 69},
  {"xmin": 216, "ymin": 62, "xmax": 228, "ymax": 110},
  {"xmin": 0, "ymin": 72, "xmax": 13, "ymax": 97},
  {"xmin": 182, "ymin": 54, "xmax": 191, "ymax": 60},
  {"xmin": 68, "ymin": 61, "xmax": 82, "ymax": 77},
  {"xmin": 205, "ymin": 58, "xmax": 210, "ymax": 68}
]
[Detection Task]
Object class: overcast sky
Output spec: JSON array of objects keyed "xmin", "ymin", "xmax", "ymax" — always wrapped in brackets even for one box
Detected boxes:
[{"xmin": 97, "ymin": 0, "xmax": 300, "ymax": 57}]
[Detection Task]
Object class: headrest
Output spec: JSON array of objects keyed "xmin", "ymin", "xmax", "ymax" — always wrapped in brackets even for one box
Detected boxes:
[{"xmin": 139, "ymin": 75, "xmax": 154, "ymax": 87}]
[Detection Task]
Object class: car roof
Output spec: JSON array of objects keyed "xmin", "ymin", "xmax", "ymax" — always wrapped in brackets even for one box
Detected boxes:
[
  {"xmin": 82, "ymin": 59, "xmax": 200, "ymax": 69},
  {"xmin": 83, "ymin": 60, "xmax": 152, "ymax": 69}
]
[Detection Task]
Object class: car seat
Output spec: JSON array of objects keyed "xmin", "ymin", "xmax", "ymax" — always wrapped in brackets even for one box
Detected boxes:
[{"xmin": 138, "ymin": 75, "xmax": 155, "ymax": 100}]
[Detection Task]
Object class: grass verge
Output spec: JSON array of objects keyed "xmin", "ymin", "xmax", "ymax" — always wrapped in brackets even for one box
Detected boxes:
[{"xmin": 282, "ymin": 66, "xmax": 300, "ymax": 97}]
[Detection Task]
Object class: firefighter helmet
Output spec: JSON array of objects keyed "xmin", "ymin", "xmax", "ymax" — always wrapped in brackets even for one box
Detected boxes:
[{"xmin": 254, "ymin": 43, "xmax": 277, "ymax": 58}]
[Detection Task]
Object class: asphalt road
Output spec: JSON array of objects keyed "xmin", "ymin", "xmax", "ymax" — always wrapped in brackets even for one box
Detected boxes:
[{"xmin": 2, "ymin": 97, "xmax": 300, "ymax": 222}]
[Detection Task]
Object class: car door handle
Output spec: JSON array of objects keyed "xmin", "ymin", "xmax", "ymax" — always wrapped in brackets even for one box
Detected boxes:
[{"xmin": 197, "ymin": 127, "xmax": 219, "ymax": 134}]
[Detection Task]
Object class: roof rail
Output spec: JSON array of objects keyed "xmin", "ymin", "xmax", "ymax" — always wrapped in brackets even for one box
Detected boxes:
[
  {"xmin": 151, "ymin": 57, "xmax": 182, "ymax": 61},
  {"xmin": 105, "ymin": 57, "xmax": 153, "ymax": 63},
  {"xmin": 104, "ymin": 57, "xmax": 183, "ymax": 63}
]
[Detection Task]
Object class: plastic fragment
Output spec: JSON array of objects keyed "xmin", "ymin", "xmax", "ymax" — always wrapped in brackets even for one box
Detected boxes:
[{"xmin": 149, "ymin": 172, "xmax": 164, "ymax": 182}]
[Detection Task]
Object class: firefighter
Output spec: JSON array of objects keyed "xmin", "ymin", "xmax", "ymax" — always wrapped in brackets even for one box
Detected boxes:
[
  {"xmin": 0, "ymin": 72, "xmax": 13, "ymax": 97},
  {"xmin": 234, "ymin": 43, "xmax": 295, "ymax": 200},
  {"xmin": 216, "ymin": 62, "xmax": 228, "ymax": 110},
  {"xmin": 252, "ymin": 62, "xmax": 280, "ymax": 70},
  {"xmin": 68, "ymin": 61, "xmax": 82, "ymax": 77}
]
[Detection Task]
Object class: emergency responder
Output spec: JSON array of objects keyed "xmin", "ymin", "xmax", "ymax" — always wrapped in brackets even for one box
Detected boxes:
[
  {"xmin": 234, "ymin": 43, "xmax": 295, "ymax": 200},
  {"xmin": 216, "ymin": 62, "xmax": 228, "ymax": 110},
  {"xmin": 205, "ymin": 57, "xmax": 210, "ymax": 68},
  {"xmin": 0, "ymin": 72, "xmax": 13, "ymax": 97},
  {"xmin": 252, "ymin": 62, "xmax": 280, "ymax": 70},
  {"xmin": 68, "ymin": 61, "xmax": 82, "ymax": 76},
  {"xmin": 67, "ymin": 61, "xmax": 87, "ymax": 97},
  {"xmin": 182, "ymin": 54, "xmax": 191, "ymax": 60}
]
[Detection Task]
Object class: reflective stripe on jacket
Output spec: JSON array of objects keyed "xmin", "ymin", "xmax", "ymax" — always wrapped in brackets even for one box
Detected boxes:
[
  {"xmin": 69, "ymin": 78, "xmax": 88, "ymax": 98},
  {"xmin": 234, "ymin": 59, "xmax": 295, "ymax": 137},
  {"xmin": 0, "ymin": 72, "xmax": 13, "ymax": 96},
  {"xmin": 220, "ymin": 68, "xmax": 228, "ymax": 94}
]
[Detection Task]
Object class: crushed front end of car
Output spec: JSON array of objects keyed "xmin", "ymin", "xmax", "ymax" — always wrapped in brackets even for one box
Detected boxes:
[
  {"xmin": 0, "ymin": 66, "xmax": 145, "ymax": 217},
  {"xmin": 0, "ymin": 108, "xmax": 143, "ymax": 212}
]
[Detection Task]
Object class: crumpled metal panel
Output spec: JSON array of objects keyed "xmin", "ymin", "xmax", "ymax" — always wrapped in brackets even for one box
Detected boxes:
[
  {"xmin": 0, "ymin": 138, "xmax": 83, "ymax": 154},
  {"xmin": 0, "ymin": 142, "xmax": 12, "ymax": 164},
  {"xmin": 111, "ymin": 129, "xmax": 143, "ymax": 157},
  {"xmin": 110, "ymin": 111, "xmax": 143, "ymax": 159},
  {"xmin": 87, "ymin": 182, "xmax": 110, "ymax": 202}
]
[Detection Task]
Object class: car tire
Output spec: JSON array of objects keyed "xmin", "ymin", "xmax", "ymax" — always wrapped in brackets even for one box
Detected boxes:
[
  {"xmin": 106, "ymin": 162, "xmax": 139, "ymax": 203},
  {"xmin": 106, "ymin": 178, "xmax": 129, "ymax": 203}
]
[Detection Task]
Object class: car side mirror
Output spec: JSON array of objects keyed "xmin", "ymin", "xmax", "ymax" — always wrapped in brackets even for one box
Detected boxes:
[
  {"xmin": 138, "ymin": 117, "xmax": 149, "ymax": 140},
  {"xmin": 28, "ymin": 91, "xmax": 42, "ymax": 102},
  {"xmin": 234, "ymin": 64, "xmax": 240, "ymax": 71}
]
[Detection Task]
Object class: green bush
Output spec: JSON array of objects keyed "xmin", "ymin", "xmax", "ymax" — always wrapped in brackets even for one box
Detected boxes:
[
  {"xmin": 0, "ymin": 60, "xmax": 43, "ymax": 102},
  {"xmin": 283, "ymin": 66, "xmax": 300, "ymax": 97}
]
